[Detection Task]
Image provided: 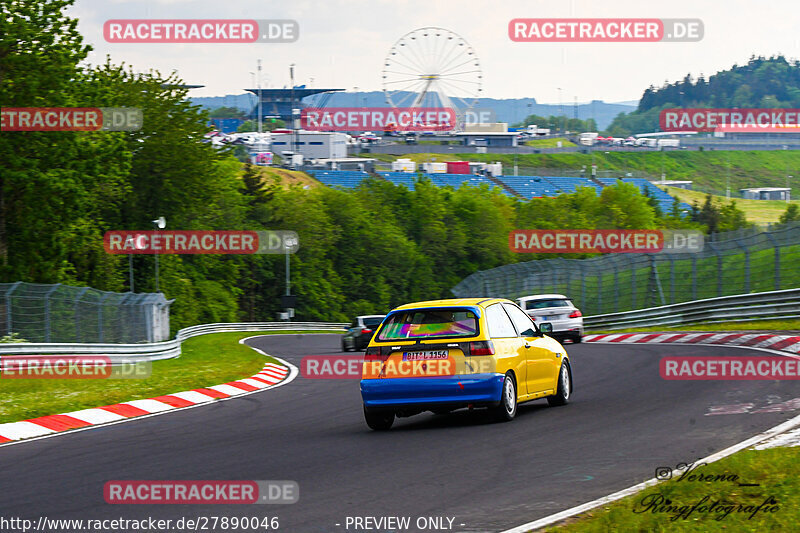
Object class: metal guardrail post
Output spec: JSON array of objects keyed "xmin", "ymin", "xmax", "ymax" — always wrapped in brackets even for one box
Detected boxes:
[
  {"xmin": 734, "ymin": 239, "xmax": 751, "ymax": 293},
  {"xmin": 612, "ymin": 256, "xmax": 620, "ymax": 313},
  {"xmin": 765, "ymin": 232, "xmax": 780, "ymax": 290},
  {"xmin": 707, "ymin": 242, "xmax": 722, "ymax": 297},
  {"xmin": 5, "ymin": 281, "xmax": 21, "ymax": 336},
  {"xmin": 97, "ymin": 292, "xmax": 110, "ymax": 343},
  {"xmin": 43, "ymin": 284, "xmax": 61, "ymax": 343},
  {"xmin": 669, "ymin": 255, "xmax": 676, "ymax": 304},
  {"xmin": 74, "ymin": 287, "xmax": 89, "ymax": 342}
]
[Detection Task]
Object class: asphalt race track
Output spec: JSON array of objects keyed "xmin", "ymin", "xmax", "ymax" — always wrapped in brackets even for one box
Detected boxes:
[{"xmin": 0, "ymin": 333, "xmax": 798, "ymax": 533}]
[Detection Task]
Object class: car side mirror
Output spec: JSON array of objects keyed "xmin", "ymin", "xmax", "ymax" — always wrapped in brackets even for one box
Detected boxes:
[{"xmin": 539, "ymin": 322, "xmax": 554, "ymax": 335}]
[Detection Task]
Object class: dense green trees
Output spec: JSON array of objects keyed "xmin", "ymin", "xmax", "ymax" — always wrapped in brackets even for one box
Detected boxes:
[
  {"xmin": 1, "ymin": 0, "xmax": 755, "ymax": 332},
  {"xmin": 607, "ymin": 55, "xmax": 800, "ymax": 135}
]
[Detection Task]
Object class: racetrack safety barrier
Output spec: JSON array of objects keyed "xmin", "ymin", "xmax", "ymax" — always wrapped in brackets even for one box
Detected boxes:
[{"xmin": 0, "ymin": 322, "xmax": 348, "ymax": 363}]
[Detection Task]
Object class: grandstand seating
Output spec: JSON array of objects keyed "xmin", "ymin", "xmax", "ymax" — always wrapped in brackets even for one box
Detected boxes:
[
  {"xmin": 496, "ymin": 176, "xmax": 560, "ymax": 198},
  {"xmin": 541, "ymin": 176, "xmax": 603, "ymax": 193},
  {"xmin": 377, "ymin": 171, "xmax": 417, "ymax": 190},
  {"xmin": 307, "ymin": 170, "xmax": 371, "ymax": 188},
  {"xmin": 308, "ymin": 170, "xmax": 691, "ymax": 213}
]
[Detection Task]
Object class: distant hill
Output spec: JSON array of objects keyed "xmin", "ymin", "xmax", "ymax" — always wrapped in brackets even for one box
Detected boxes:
[
  {"xmin": 190, "ymin": 91, "xmax": 634, "ymax": 130},
  {"xmin": 607, "ymin": 55, "xmax": 800, "ymax": 136}
]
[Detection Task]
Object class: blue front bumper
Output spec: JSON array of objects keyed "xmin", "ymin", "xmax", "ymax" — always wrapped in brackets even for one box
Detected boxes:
[{"xmin": 360, "ymin": 373, "xmax": 505, "ymax": 409}]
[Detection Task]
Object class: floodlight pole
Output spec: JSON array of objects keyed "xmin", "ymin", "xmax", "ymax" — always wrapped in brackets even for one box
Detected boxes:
[{"xmin": 257, "ymin": 59, "xmax": 263, "ymax": 135}]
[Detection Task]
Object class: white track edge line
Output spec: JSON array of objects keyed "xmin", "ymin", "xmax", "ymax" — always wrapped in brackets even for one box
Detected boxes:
[
  {"xmin": 499, "ymin": 340, "xmax": 800, "ymax": 533},
  {"xmin": 499, "ymin": 411, "xmax": 800, "ymax": 533}
]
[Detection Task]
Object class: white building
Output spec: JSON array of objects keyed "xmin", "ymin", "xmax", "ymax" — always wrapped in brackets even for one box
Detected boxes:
[{"xmin": 270, "ymin": 131, "xmax": 348, "ymax": 159}]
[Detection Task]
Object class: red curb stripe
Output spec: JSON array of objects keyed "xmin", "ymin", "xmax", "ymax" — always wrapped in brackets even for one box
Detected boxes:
[
  {"xmin": 224, "ymin": 381, "xmax": 258, "ymax": 392},
  {"xmin": 637, "ymin": 333, "xmax": 667, "ymax": 343},
  {"xmin": 738, "ymin": 334, "xmax": 777, "ymax": 347},
  {"xmin": 152, "ymin": 395, "xmax": 196, "ymax": 408},
  {"xmin": 658, "ymin": 334, "xmax": 690, "ymax": 343},
  {"xmin": 711, "ymin": 333, "xmax": 747, "ymax": 345},
  {"xmin": 250, "ymin": 376, "xmax": 278, "ymax": 384},
  {"xmin": 608, "ymin": 334, "xmax": 637, "ymax": 342},
  {"xmin": 25, "ymin": 414, "xmax": 92, "ymax": 432},
  {"xmin": 686, "ymin": 333, "xmax": 717, "ymax": 343},
  {"xmin": 99, "ymin": 404, "xmax": 152, "ymax": 418},
  {"xmin": 763, "ymin": 336, "xmax": 800, "ymax": 351},
  {"xmin": 191, "ymin": 387, "xmax": 230, "ymax": 399},
  {"xmin": 0, "ymin": 436, "xmax": 11, "ymax": 443}
]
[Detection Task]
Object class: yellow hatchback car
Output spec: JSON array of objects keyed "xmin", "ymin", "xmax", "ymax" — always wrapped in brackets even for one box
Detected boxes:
[{"xmin": 360, "ymin": 298, "xmax": 572, "ymax": 430}]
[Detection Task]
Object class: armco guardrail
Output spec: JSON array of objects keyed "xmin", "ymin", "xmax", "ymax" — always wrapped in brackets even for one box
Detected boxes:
[
  {"xmin": 584, "ymin": 288, "xmax": 800, "ymax": 331},
  {"xmin": 0, "ymin": 322, "xmax": 348, "ymax": 362}
]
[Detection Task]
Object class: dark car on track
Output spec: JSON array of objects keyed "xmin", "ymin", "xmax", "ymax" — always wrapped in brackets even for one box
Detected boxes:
[{"xmin": 341, "ymin": 315, "xmax": 386, "ymax": 351}]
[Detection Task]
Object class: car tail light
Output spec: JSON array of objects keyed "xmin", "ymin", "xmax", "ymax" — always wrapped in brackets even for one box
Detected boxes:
[
  {"xmin": 569, "ymin": 310, "xmax": 582, "ymax": 318},
  {"xmin": 361, "ymin": 328, "xmax": 373, "ymax": 334},
  {"xmin": 469, "ymin": 341, "xmax": 495, "ymax": 356}
]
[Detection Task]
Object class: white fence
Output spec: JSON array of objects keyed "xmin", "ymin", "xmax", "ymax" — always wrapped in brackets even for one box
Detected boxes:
[{"xmin": 0, "ymin": 322, "xmax": 348, "ymax": 362}]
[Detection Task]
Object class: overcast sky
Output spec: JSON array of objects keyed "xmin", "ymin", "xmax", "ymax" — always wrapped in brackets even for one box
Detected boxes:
[{"xmin": 69, "ymin": 0, "xmax": 800, "ymax": 104}]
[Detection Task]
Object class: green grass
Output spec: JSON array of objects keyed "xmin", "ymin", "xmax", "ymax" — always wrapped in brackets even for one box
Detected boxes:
[
  {"xmin": 588, "ymin": 319, "xmax": 800, "ymax": 334},
  {"xmin": 362, "ymin": 150, "xmax": 800, "ymax": 193},
  {"xmin": 542, "ymin": 447, "xmax": 800, "ymax": 532},
  {"xmin": 0, "ymin": 330, "xmax": 333, "ymax": 424},
  {"xmin": 660, "ymin": 186, "xmax": 798, "ymax": 224},
  {"xmin": 524, "ymin": 137, "xmax": 576, "ymax": 148}
]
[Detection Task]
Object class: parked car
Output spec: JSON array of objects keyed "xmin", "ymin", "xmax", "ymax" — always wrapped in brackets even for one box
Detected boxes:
[
  {"xmin": 342, "ymin": 315, "xmax": 386, "ymax": 351},
  {"xmin": 516, "ymin": 294, "xmax": 583, "ymax": 343},
  {"xmin": 359, "ymin": 298, "xmax": 571, "ymax": 430}
]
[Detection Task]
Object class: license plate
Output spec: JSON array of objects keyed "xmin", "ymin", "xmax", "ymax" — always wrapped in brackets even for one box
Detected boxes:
[{"xmin": 402, "ymin": 350, "xmax": 449, "ymax": 361}]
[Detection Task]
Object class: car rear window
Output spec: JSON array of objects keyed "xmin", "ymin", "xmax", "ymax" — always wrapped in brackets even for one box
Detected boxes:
[
  {"xmin": 376, "ymin": 309, "xmax": 478, "ymax": 341},
  {"xmin": 362, "ymin": 317, "xmax": 384, "ymax": 327},
  {"xmin": 523, "ymin": 299, "xmax": 572, "ymax": 310}
]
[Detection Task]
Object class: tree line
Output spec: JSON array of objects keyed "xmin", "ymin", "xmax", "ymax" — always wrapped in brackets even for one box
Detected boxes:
[
  {"xmin": 1, "ymin": 0, "xmax": 758, "ymax": 333},
  {"xmin": 606, "ymin": 55, "xmax": 800, "ymax": 136}
]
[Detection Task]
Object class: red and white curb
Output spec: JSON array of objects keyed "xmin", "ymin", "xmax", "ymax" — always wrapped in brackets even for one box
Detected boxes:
[
  {"xmin": 0, "ymin": 338, "xmax": 296, "ymax": 446},
  {"xmin": 585, "ymin": 332, "xmax": 800, "ymax": 358}
]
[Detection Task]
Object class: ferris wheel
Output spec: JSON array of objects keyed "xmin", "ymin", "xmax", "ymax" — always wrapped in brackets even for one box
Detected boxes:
[{"xmin": 382, "ymin": 27, "xmax": 482, "ymax": 125}]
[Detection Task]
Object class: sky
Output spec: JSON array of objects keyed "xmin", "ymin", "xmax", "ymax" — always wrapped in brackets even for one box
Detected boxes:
[{"xmin": 69, "ymin": 0, "xmax": 800, "ymax": 104}]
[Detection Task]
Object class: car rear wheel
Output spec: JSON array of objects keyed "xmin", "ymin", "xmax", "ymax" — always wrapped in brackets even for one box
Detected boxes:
[
  {"xmin": 571, "ymin": 333, "xmax": 582, "ymax": 344},
  {"xmin": 547, "ymin": 362, "xmax": 571, "ymax": 406},
  {"xmin": 341, "ymin": 339, "xmax": 350, "ymax": 352},
  {"xmin": 364, "ymin": 406, "xmax": 394, "ymax": 431},
  {"xmin": 492, "ymin": 373, "xmax": 517, "ymax": 422}
]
